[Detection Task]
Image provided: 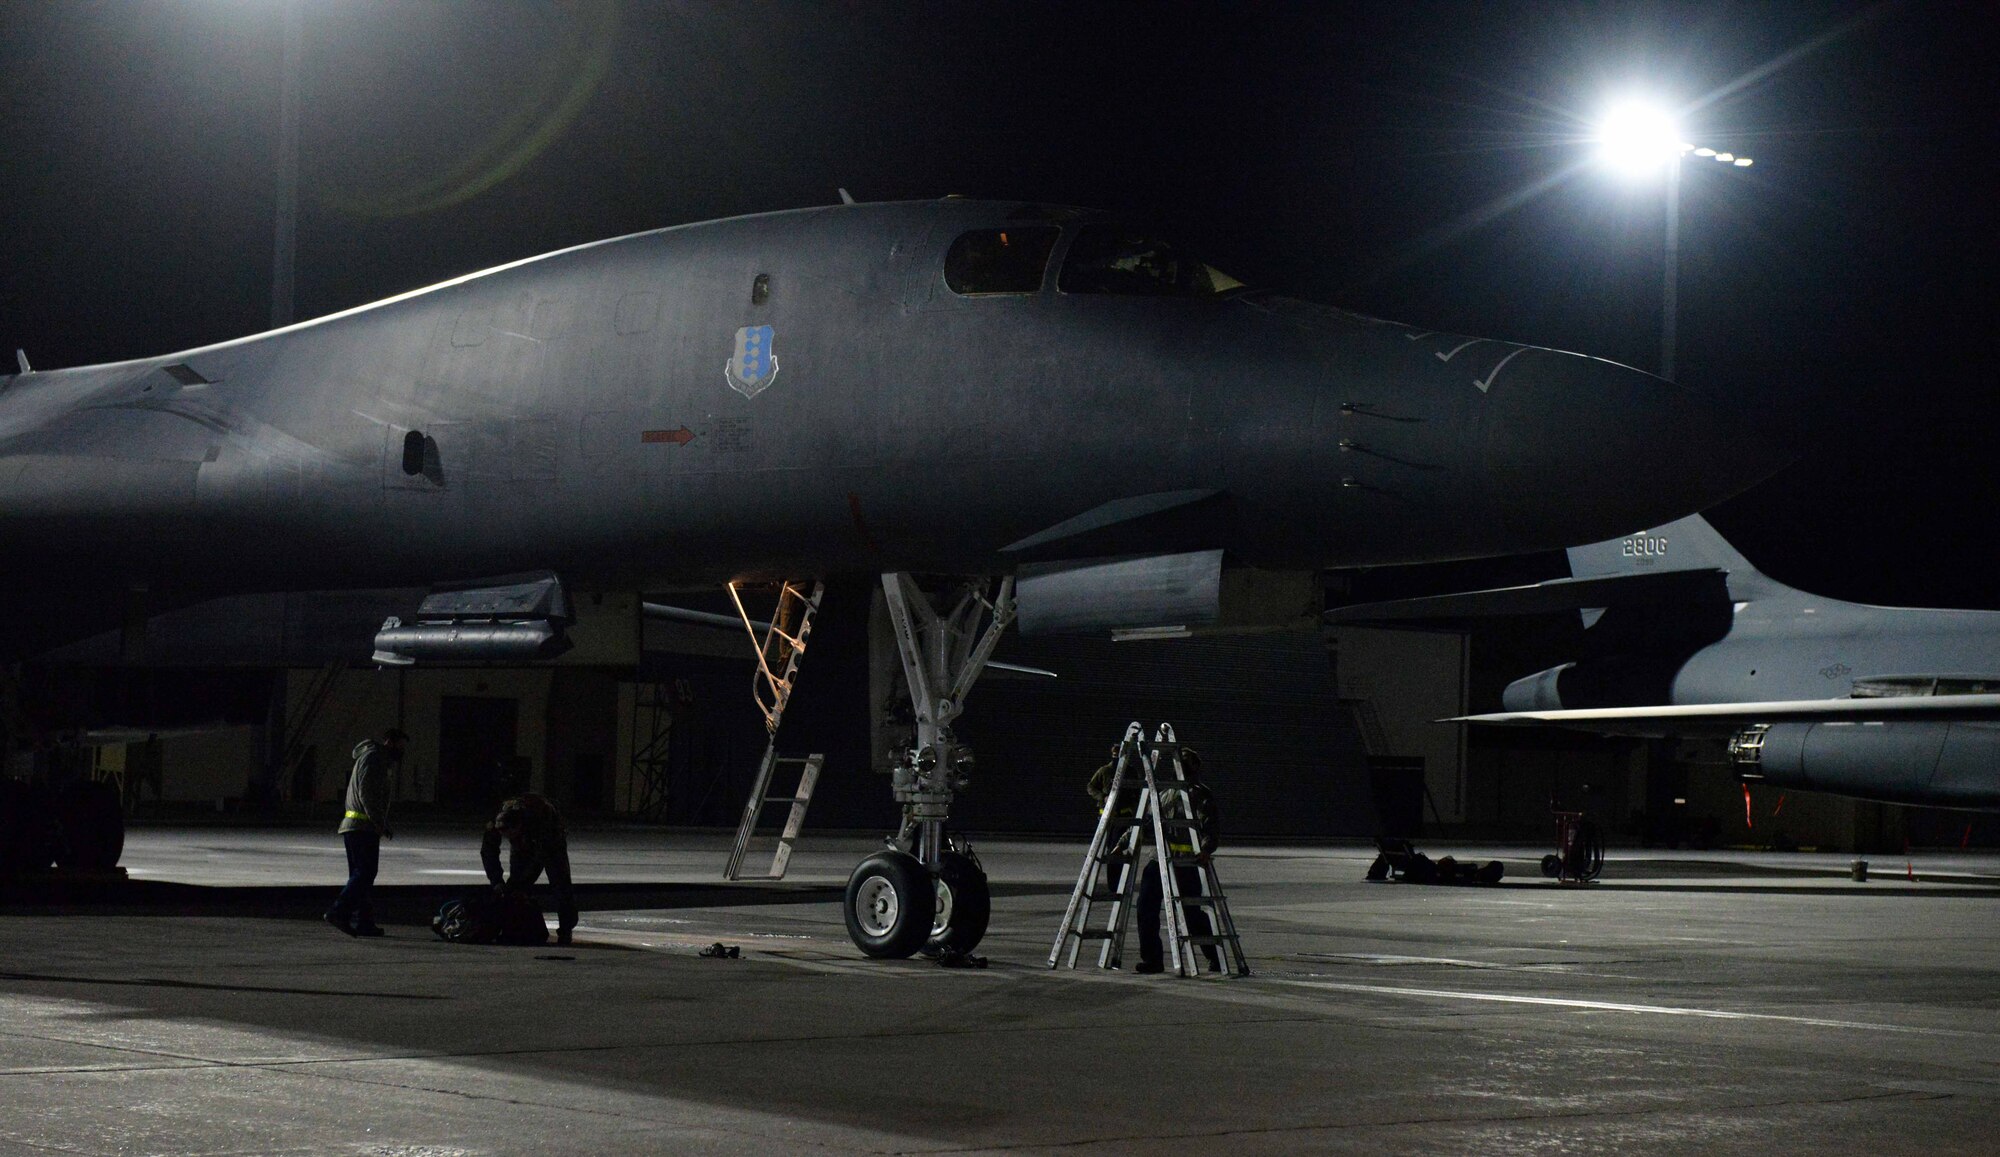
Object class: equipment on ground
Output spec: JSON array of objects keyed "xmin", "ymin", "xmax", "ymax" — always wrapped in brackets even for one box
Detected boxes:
[
  {"xmin": 1545, "ymin": 812, "xmax": 1604, "ymax": 883},
  {"xmin": 1050, "ymin": 722, "xmax": 1247, "ymax": 978},
  {"xmin": 1366, "ymin": 838, "xmax": 1503, "ymax": 885},
  {"xmin": 432, "ymin": 891, "xmax": 550, "ymax": 945}
]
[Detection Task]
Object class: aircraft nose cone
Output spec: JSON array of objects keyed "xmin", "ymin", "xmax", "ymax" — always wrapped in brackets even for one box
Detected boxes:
[{"xmin": 1482, "ymin": 352, "xmax": 1778, "ymax": 548}]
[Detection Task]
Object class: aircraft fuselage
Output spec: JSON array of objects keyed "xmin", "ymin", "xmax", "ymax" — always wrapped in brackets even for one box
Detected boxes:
[{"xmin": 0, "ymin": 200, "xmax": 1766, "ymax": 654}]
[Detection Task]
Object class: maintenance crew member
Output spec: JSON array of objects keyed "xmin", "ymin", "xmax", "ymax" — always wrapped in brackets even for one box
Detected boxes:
[
  {"xmin": 1136, "ymin": 749, "xmax": 1222, "ymax": 974},
  {"xmin": 325, "ymin": 728, "xmax": 406, "ymax": 937},
  {"xmin": 481, "ymin": 792, "xmax": 577, "ymax": 946},
  {"xmin": 1086, "ymin": 744, "xmax": 1138, "ymax": 817}
]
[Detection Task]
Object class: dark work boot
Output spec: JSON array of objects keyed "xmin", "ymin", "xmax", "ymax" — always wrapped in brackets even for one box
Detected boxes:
[{"xmin": 323, "ymin": 910, "xmax": 357, "ymax": 936}]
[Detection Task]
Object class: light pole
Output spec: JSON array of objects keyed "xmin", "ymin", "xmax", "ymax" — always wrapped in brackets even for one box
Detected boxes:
[
  {"xmin": 271, "ymin": 0, "xmax": 303, "ymax": 330},
  {"xmin": 1596, "ymin": 102, "xmax": 1752, "ymax": 381}
]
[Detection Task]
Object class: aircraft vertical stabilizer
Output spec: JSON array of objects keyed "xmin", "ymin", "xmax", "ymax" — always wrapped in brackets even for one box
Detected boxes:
[{"xmin": 1566, "ymin": 514, "xmax": 1788, "ymax": 604}]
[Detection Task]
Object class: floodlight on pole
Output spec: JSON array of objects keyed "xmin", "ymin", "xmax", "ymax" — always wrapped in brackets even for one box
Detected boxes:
[
  {"xmin": 1595, "ymin": 100, "xmax": 1755, "ymax": 381},
  {"xmin": 271, "ymin": 0, "xmax": 303, "ymax": 330},
  {"xmin": 1596, "ymin": 101, "xmax": 1683, "ymax": 174}
]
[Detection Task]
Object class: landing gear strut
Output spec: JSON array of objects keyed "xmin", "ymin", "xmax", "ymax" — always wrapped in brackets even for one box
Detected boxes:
[{"xmin": 841, "ymin": 574, "xmax": 1012, "ymax": 958}]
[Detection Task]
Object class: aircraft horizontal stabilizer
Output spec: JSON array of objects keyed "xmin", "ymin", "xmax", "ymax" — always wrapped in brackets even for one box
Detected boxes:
[
  {"xmin": 1327, "ymin": 567, "xmax": 1726, "ymax": 629},
  {"xmin": 1450, "ymin": 692, "xmax": 2000, "ymax": 736}
]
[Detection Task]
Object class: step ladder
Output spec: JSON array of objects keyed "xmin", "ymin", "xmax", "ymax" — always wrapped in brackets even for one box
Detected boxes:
[
  {"xmin": 1049, "ymin": 722, "xmax": 1249, "ymax": 977},
  {"xmin": 723, "ymin": 580, "xmax": 826, "ymax": 880},
  {"xmin": 724, "ymin": 751, "xmax": 824, "ymax": 880}
]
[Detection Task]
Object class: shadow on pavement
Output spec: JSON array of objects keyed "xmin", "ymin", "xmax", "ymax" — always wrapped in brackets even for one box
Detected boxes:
[{"xmin": 0, "ymin": 878, "xmax": 1071, "ymax": 922}]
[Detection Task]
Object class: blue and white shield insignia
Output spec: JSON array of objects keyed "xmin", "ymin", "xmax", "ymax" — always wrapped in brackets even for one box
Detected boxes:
[{"xmin": 725, "ymin": 325, "xmax": 779, "ymax": 398}]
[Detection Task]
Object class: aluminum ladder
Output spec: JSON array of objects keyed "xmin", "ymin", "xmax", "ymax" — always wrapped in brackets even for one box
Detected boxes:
[
  {"xmin": 723, "ymin": 580, "xmax": 825, "ymax": 879},
  {"xmin": 724, "ymin": 751, "xmax": 824, "ymax": 880},
  {"xmin": 1048, "ymin": 722, "xmax": 1249, "ymax": 977}
]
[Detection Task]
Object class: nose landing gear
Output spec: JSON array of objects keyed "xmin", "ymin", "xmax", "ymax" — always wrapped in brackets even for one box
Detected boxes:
[{"xmin": 840, "ymin": 573, "xmax": 1011, "ymax": 959}]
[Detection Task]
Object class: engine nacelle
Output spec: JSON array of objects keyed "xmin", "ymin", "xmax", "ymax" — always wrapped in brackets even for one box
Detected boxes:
[
  {"xmin": 1501, "ymin": 664, "xmax": 1572, "ymax": 711},
  {"xmin": 1728, "ymin": 720, "xmax": 2000, "ymax": 809}
]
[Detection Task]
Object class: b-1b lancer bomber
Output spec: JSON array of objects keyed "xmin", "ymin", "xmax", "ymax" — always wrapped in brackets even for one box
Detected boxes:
[{"xmin": 0, "ymin": 198, "xmax": 1773, "ymax": 955}]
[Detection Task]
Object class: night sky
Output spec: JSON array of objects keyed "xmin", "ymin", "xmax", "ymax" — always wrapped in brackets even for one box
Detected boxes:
[{"xmin": 2, "ymin": 1, "xmax": 1993, "ymax": 606}]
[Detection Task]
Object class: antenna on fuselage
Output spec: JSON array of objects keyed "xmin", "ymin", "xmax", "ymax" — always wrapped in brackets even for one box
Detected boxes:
[
  {"xmin": 837, "ymin": 187, "xmax": 857, "ymax": 205},
  {"xmin": 14, "ymin": 349, "xmax": 27, "ymax": 375}
]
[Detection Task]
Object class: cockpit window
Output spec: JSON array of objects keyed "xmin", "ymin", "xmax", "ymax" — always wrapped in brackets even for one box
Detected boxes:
[
  {"xmin": 1057, "ymin": 224, "xmax": 1245, "ymax": 296},
  {"xmin": 943, "ymin": 227, "xmax": 1061, "ymax": 295}
]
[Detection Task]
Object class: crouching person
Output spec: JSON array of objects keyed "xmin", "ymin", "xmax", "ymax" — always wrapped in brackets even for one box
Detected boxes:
[{"xmin": 481, "ymin": 793, "xmax": 576, "ymax": 946}]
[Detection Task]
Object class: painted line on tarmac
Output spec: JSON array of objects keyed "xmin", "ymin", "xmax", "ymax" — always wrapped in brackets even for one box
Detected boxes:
[
  {"xmin": 1298, "ymin": 952, "xmax": 1585, "ymax": 972},
  {"xmin": 1278, "ymin": 978, "xmax": 1982, "ymax": 1037}
]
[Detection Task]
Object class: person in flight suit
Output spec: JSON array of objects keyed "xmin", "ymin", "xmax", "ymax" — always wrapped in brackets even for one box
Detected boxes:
[
  {"xmin": 481, "ymin": 792, "xmax": 577, "ymax": 947},
  {"xmin": 325, "ymin": 728, "xmax": 406, "ymax": 937}
]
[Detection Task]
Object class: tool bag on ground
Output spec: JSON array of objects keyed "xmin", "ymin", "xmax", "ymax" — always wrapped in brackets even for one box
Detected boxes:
[{"xmin": 431, "ymin": 890, "xmax": 550, "ymax": 945}]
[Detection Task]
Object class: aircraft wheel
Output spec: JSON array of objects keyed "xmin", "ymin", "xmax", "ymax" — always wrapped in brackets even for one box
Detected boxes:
[
  {"xmin": 1540, "ymin": 854, "xmax": 1562, "ymax": 878},
  {"xmin": 926, "ymin": 851, "xmax": 991, "ymax": 956},
  {"xmin": 844, "ymin": 850, "xmax": 936, "ymax": 959},
  {"xmin": 55, "ymin": 781, "xmax": 124, "ymax": 872},
  {"xmin": 0, "ymin": 780, "xmax": 57, "ymax": 875}
]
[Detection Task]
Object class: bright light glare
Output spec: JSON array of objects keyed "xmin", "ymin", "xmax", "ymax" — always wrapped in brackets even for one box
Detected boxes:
[
  {"xmin": 1597, "ymin": 102, "xmax": 1684, "ymax": 174},
  {"xmin": 1694, "ymin": 147, "xmax": 1717, "ymax": 157},
  {"xmin": 1733, "ymin": 157, "xmax": 1753, "ymax": 167}
]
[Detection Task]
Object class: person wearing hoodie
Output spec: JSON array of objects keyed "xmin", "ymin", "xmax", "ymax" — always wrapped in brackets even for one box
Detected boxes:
[{"xmin": 324, "ymin": 728, "xmax": 407, "ymax": 937}]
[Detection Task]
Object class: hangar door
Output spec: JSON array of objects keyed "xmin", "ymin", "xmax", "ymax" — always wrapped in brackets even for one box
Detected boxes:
[{"xmin": 437, "ymin": 696, "xmax": 520, "ymax": 810}]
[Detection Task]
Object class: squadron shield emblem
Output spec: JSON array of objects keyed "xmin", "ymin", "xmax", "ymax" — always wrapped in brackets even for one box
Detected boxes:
[{"xmin": 725, "ymin": 325, "xmax": 779, "ymax": 398}]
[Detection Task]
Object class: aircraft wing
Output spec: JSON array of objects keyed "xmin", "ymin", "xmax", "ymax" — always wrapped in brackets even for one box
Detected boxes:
[
  {"xmin": 1450, "ymin": 693, "xmax": 2000, "ymax": 736},
  {"xmin": 1326, "ymin": 567, "xmax": 1726, "ymax": 630}
]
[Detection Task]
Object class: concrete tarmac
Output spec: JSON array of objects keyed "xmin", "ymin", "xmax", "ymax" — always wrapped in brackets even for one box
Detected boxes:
[{"xmin": 5, "ymin": 828, "xmax": 2000, "ymax": 1155}]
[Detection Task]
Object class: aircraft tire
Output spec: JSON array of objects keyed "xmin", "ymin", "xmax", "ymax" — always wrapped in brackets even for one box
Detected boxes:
[
  {"xmin": 0, "ymin": 780, "xmax": 57, "ymax": 875},
  {"xmin": 926, "ymin": 851, "xmax": 991, "ymax": 956},
  {"xmin": 844, "ymin": 850, "xmax": 936, "ymax": 959},
  {"xmin": 55, "ymin": 781, "xmax": 124, "ymax": 872}
]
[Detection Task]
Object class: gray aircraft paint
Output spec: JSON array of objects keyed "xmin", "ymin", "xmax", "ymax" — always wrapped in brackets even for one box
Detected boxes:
[
  {"xmin": 1545, "ymin": 515, "xmax": 2000, "ymax": 808},
  {"xmin": 1458, "ymin": 515, "xmax": 2000, "ymax": 808},
  {"xmin": 1, "ymin": 200, "xmax": 1772, "ymax": 659},
  {"xmin": 1559, "ymin": 515, "xmax": 2000, "ymax": 706}
]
